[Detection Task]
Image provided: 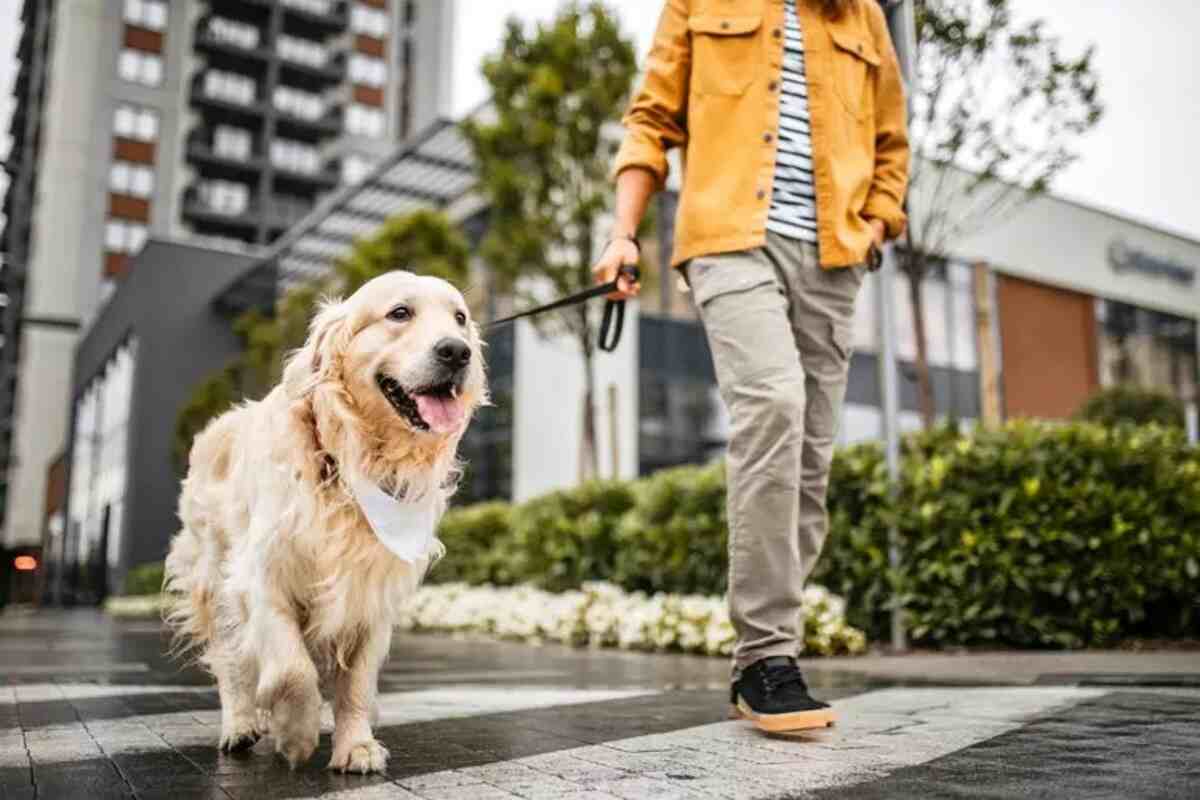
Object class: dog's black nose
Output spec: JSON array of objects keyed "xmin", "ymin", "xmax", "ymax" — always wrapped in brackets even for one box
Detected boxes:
[{"xmin": 434, "ymin": 338, "xmax": 471, "ymax": 369}]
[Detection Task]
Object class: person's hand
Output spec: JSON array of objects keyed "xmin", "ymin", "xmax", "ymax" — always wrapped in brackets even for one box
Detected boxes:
[
  {"xmin": 869, "ymin": 218, "xmax": 887, "ymax": 248},
  {"xmin": 593, "ymin": 237, "xmax": 642, "ymax": 300}
]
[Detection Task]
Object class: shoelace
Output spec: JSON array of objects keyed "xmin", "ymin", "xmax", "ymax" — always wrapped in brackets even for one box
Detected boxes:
[{"xmin": 762, "ymin": 664, "xmax": 809, "ymax": 695}]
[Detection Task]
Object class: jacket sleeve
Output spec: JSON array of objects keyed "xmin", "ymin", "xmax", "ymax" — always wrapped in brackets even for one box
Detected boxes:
[
  {"xmin": 611, "ymin": 0, "xmax": 691, "ymax": 188},
  {"xmin": 861, "ymin": 2, "xmax": 911, "ymax": 240}
]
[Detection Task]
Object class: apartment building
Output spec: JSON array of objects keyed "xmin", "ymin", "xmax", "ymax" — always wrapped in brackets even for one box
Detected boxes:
[{"xmin": 0, "ymin": 0, "xmax": 455, "ymax": 565}]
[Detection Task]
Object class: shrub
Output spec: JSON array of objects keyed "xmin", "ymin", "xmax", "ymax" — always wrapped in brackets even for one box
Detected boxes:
[
  {"xmin": 504, "ymin": 481, "xmax": 637, "ymax": 592},
  {"xmin": 122, "ymin": 562, "xmax": 166, "ymax": 597},
  {"xmin": 435, "ymin": 421, "xmax": 1200, "ymax": 649},
  {"xmin": 430, "ymin": 502, "xmax": 514, "ymax": 585},
  {"xmin": 1075, "ymin": 384, "xmax": 1186, "ymax": 429}
]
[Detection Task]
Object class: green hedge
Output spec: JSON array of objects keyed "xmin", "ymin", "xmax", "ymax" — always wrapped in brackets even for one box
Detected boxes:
[
  {"xmin": 122, "ymin": 562, "xmax": 166, "ymax": 597},
  {"xmin": 434, "ymin": 421, "xmax": 1200, "ymax": 649},
  {"xmin": 1075, "ymin": 384, "xmax": 1186, "ymax": 429}
]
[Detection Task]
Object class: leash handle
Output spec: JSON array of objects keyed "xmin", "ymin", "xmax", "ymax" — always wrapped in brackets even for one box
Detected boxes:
[{"xmin": 597, "ymin": 265, "xmax": 639, "ymax": 353}]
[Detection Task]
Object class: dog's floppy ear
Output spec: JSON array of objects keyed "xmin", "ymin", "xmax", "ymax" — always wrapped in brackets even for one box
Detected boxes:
[{"xmin": 283, "ymin": 298, "xmax": 351, "ymax": 397}]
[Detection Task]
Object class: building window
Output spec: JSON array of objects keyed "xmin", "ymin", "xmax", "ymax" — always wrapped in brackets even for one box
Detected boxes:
[
  {"xmin": 67, "ymin": 339, "xmax": 139, "ymax": 597},
  {"xmin": 124, "ymin": 0, "xmax": 168, "ymax": 31},
  {"xmin": 206, "ymin": 17, "xmax": 260, "ymax": 49},
  {"xmin": 1097, "ymin": 300, "xmax": 1199, "ymax": 407},
  {"xmin": 341, "ymin": 154, "xmax": 375, "ymax": 184},
  {"xmin": 118, "ymin": 48, "xmax": 163, "ymax": 86},
  {"xmin": 109, "ymin": 160, "xmax": 155, "ymax": 198},
  {"xmin": 113, "ymin": 104, "xmax": 159, "ymax": 141},
  {"xmin": 283, "ymin": 0, "xmax": 334, "ymax": 16},
  {"xmin": 199, "ymin": 180, "xmax": 250, "ymax": 215},
  {"xmin": 203, "ymin": 70, "xmax": 257, "ymax": 106},
  {"xmin": 105, "ymin": 220, "xmax": 149, "ymax": 255},
  {"xmin": 270, "ymin": 139, "xmax": 321, "ymax": 174},
  {"xmin": 277, "ymin": 35, "xmax": 328, "ymax": 68},
  {"xmin": 273, "ymin": 86, "xmax": 324, "ymax": 120},
  {"xmin": 212, "ymin": 126, "xmax": 253, "ymax": 161},
  {"xmin": 345, "ymin": 103, "xmax": 385, "ymax": 137},
  {"xmin": 349, "ymin": 53, "xmax": 387, "ymax": 87},
  {"xmin": 405, "ymin": 0, "xmax": 416, "ymax": 27},
  {"xmin": 351, "ymin": 4, "xmax": 390, "ymax": 38}
]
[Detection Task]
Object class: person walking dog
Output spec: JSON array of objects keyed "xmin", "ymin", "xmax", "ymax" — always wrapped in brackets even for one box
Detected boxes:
[{"xmin": 595, "ymin": 0, "xmax": 910, "ymax": 733}]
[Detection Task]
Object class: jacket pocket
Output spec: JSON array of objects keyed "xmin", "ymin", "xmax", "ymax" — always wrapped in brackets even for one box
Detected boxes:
[
  {"xmin": 688, "ymin": 15, "xmax": 764, "ymax": 96},
  {"xmin": 828, "ymin": 27, "xmax": 881, "ymax": 120}
]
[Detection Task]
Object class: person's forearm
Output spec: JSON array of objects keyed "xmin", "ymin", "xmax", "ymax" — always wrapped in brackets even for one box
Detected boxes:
[{"xmin": 612, "ymin": 167, "xmax": 657, "ymax": 239}]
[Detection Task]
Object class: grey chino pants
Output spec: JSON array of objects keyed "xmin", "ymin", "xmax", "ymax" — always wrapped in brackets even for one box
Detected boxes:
[{"xmin": 688, "ymin": 232, "xmax": 864, "ymax": 675}]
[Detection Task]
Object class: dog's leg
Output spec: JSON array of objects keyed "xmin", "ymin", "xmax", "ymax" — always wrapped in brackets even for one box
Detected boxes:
[
  {"xmin": 253, "ymin": 606, "xmax": 322, "ymax": 770},
  {"xmin": 216, "ymin": 651, "xmax": 262, "ymax": 753},
  {"xmin": 328, "ymin": 625, "xmax": 391, "ymax": 774}
]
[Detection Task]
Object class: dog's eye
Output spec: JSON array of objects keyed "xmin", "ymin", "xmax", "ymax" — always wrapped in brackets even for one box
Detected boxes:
[
  {"xmin": 455, "ymin": 311, "xmax": 467, "ymax": 326},
  {"xmin": 387, "ymin": 305, "xmax": 412, "ymax": 322}
]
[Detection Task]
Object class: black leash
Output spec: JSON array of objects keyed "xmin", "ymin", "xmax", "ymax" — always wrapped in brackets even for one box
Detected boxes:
[{"xmin": 486, "ymin": 265, "xmax": 640, "ymax": 353}]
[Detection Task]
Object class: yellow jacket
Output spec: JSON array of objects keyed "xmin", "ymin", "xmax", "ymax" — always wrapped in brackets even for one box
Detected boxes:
[{"xmin": 614, "ymin": 0, "xmax": 910, "ymax": 269}]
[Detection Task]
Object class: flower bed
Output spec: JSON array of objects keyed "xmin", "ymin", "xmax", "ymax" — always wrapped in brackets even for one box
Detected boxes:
[{"xmin": 397, "ymin": 581, "xmax": 866, "ymax": 657}]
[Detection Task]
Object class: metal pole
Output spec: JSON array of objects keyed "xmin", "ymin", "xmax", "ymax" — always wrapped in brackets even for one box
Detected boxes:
[{"xmin": 877, "ymin": 0, "xmax": 917, "ymax": 652}]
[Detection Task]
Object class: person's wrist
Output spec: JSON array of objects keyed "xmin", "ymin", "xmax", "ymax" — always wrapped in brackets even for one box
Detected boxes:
[{"xmin": 609, "ymin": 232, "xmax": 641, "ymax": 254}]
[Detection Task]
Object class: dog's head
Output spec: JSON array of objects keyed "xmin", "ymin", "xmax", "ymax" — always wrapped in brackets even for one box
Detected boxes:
[{"xmin": 286, "ymin": 271, "xmax": 487, "ymax": 444}]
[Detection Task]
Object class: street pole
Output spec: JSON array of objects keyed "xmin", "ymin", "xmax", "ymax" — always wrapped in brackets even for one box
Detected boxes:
[{"xmin": 878, "ymin": 0, "xmax": 917, "ymax": 653}]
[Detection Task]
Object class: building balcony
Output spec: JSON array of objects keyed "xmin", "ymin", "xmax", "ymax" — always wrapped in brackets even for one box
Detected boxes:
[
  {"xmin": 280, "ymin": 0, "xmax": 348, "ymax": 35},
  {"xmin": 182, "ymin": 187, "xmax": 260, "ymax": 231},
  {"xmin": 278, "ymin": 52, "xmax": 345, "ymax": 90},
  {"xmin": 194, "ymin": 19, "xmax": 270, "ymax": 72},
  {"xmin": 271, "ymin": 162, "xmax": 339, "ymax": 193},
  {"xmin": 189, "ymin": 73, "xmax": 269, "ymax": 123},
  {"xmin": 274, "ymin": 106, "xmax": 343, "ymax": 140},
  {"xmin": 186, "ymin": 131, "xmax": 267, "ymax": 180}
]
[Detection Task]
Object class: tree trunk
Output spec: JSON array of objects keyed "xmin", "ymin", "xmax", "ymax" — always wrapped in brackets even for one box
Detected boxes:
[{"xmin": 905, "ymin": 245, "xmax": 937, "ymax": 430}]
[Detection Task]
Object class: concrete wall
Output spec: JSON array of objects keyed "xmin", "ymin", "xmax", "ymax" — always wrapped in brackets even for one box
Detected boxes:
[
  {"xmin": 70, "ymin": 240, "xmax": 258, "ymax": 585},
  {"xmin": 511, "ymin": 312, "xmax": 640, "ymax": 502},
  {"xmin": 2, "ymin": 1, "xmax": 113, "ymax": 549}
]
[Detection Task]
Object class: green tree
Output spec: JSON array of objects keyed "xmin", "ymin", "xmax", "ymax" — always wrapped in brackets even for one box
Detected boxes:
[
  {"xmin": 462, "ymin": 2, "xmax": 638, "ymax": 482},
  {"xmin": 904, "ymin": 0, "xmax": 1103, "ymax": 426},
  {"xmin": 173, "ymin": 210, "xmax": 470, "ymax": 471}
]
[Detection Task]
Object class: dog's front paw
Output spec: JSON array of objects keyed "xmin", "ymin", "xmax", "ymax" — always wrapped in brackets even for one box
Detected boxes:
[
  {"xmin": 219, "ymin": 717, "xmax": 263, "ymax": 754},
  {"xmin": 265, "ymin": 688, "xmax": 321, "ymax": 769},
  {"xmin": 329, "ymin": 738, "xmax": 389, "ymax": 774}
]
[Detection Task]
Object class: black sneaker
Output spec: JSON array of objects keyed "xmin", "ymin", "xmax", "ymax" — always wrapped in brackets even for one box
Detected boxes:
[{"xmin": 731, "ymin": 656, "xmax": 835, "ymax": 733}]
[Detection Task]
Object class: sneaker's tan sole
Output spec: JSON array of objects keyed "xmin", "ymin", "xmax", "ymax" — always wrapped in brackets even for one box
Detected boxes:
[{"xmin": 733, "ymin": 699, "xmax": 836, "ymax": 733}]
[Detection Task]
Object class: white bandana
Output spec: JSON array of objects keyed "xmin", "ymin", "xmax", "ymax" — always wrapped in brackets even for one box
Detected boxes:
[{"xmin": 349, "ymin": 476, "xmax": 438, "ymax": 564}]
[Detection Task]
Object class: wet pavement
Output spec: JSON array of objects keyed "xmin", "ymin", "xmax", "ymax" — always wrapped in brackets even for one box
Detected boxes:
[{"xmin": 2, "ymin": 609, "xmax": 1198, "ymax": 799}]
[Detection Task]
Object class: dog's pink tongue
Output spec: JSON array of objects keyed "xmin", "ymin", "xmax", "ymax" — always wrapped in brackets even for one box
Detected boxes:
[{"xmin": 415, "ymin": 394, "xmax": 465, "ymax": 434}]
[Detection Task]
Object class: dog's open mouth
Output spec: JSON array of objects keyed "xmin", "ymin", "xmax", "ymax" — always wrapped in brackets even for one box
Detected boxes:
[{"xmin": 376, "ymin": 374, "xmax": 466, "ymax": 434}]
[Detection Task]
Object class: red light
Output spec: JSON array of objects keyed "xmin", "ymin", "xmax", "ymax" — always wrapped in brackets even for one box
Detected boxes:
[{"xmin": 13, "ymin": 556, "xmax": 37, "ymax": 572}]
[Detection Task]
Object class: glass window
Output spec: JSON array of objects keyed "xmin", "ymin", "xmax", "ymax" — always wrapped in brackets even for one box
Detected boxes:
[
  {"xmin": 349, "ymin": 53, "xmax": 386, "ymax": 87},
  {"xmin": 270, "ymin": 138, "xmax": 320, "ymax": 174},
  {"xmin": 118, "ymin": 49, "xmax": 163, "ymax": 86},
  {"xmin": 113, "ymin": 104, "xmax": 159, "ymax": 141},
  {"xmin": 109, "ymin": 160, "xmax": 155, "ymax": 198},
  {"xmin": 948, "ymin": 262, "xmax": 978, "ymax": 371},
  {"xmin": 104, "ymin": 220, "xmax": 148, "ymax": 254},
  {"xmin": 274, "ymin": 86, "xmax": 324, "ymax": 120},
  {"xmin": 1097, "ymin": 299, "xmax": 1199, "ymax": 406},
  {"xmin": 203, "ymin": 70, "xmax": 257, "ymax": 105},
  {"xmin": 213, "ymin": 125, "xmax": 253, "ymax": 160},
  {"xmin": 283, "ymin": 0, "xmax": 334, "ymax": 15},
  {"xmin": 124, "ymin": 0, "xmax": 168, "ymax": 31},
  {"xmin": 350, "ymin": 4, "xmax": 390, "ymax": 38},
  {"xmin": 345, "ymin": 103, "xmax": 385, "ymax": 137},
  {"xmin": 207, "ymin": 17, "xmax": 260, "ymax": 49},
  {"xmin": 278, "ymin": 35, "xmax": 328, "ymax": 67},
  {"xmin": 341, "ymin": 154, "xmax": 374, "ymax": 184},
  {"xmin": 199, "ymin": 180, "xmax": 250, "ymax": 215}
]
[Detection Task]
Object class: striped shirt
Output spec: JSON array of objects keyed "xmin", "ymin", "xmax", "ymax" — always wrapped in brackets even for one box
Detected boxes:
[{"xmin": 766, "ymin": 0, "xmax": 818, "ymax": 245}]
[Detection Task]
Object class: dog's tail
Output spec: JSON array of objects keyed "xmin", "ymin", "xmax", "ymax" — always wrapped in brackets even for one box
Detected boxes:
[{"xmin": 162, "ymin": 523, "xmax": 219, "ymax": 663}]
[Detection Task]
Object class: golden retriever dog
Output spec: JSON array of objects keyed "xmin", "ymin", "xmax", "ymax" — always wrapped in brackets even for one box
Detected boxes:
[{"xmin": 164, "ymin": 271, "xmax": 486, "ymax": 773}]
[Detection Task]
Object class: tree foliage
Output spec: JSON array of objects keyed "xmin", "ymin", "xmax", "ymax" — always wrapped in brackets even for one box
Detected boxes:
[
  {"xmin": 461, "ymin": 1, "xmax": 638, "ymax": 480},
  {"xmin": 173, "ymin": 210, "xmax": 470, "ymax": 472},
  {"xmin": 903, "ymin": 0, "xmax": 1103, "ymax": 426}
]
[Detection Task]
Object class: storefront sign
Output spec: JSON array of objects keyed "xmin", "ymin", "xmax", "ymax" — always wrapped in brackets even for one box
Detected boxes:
[{"xmin": 1108, "ymin": 240, "xmax": 1196, "ymax": 286}]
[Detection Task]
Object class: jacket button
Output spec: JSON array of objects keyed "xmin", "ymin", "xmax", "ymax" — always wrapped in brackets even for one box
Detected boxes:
[
  {"xmin": 773, "ymin": 28, "xmax": 782, "ymax": 38},
  {"xmin": 756, "ymin": 190, "xmax": 766, "ymax": 200},
  {"xmin": 721, "ymin": 20, "xmax": 730, "ymax": 30},
  {"xmin": 763, "ymin": 133, "xmax": 773, "ymax": 143},
  {"xmin": 768, "ymin": 81, "xmax": 778, "ymax": 92}
]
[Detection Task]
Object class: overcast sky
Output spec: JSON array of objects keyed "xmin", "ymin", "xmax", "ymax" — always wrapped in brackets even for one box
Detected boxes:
[{"xmin": 1, "ymin": 1, "xmax": 1195, "ymax": 241}]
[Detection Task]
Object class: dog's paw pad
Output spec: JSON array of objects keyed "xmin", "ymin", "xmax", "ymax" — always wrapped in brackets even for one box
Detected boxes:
[
  {"xmin": 219, "ymin": 730, "xmax": 261, "ymax": 754},
  {"xmin": 276, "ymin": 731, "xmax": 319, "ymax": 770},
  {"xmin": 329, "ymin": 740, "xmax": 389, "ymax": 774}
]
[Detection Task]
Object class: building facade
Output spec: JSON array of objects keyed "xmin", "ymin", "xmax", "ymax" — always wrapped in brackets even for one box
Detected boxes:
[{"xmin": 0, "ymin": 0, "xmax": 454, "ymax": 563}]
